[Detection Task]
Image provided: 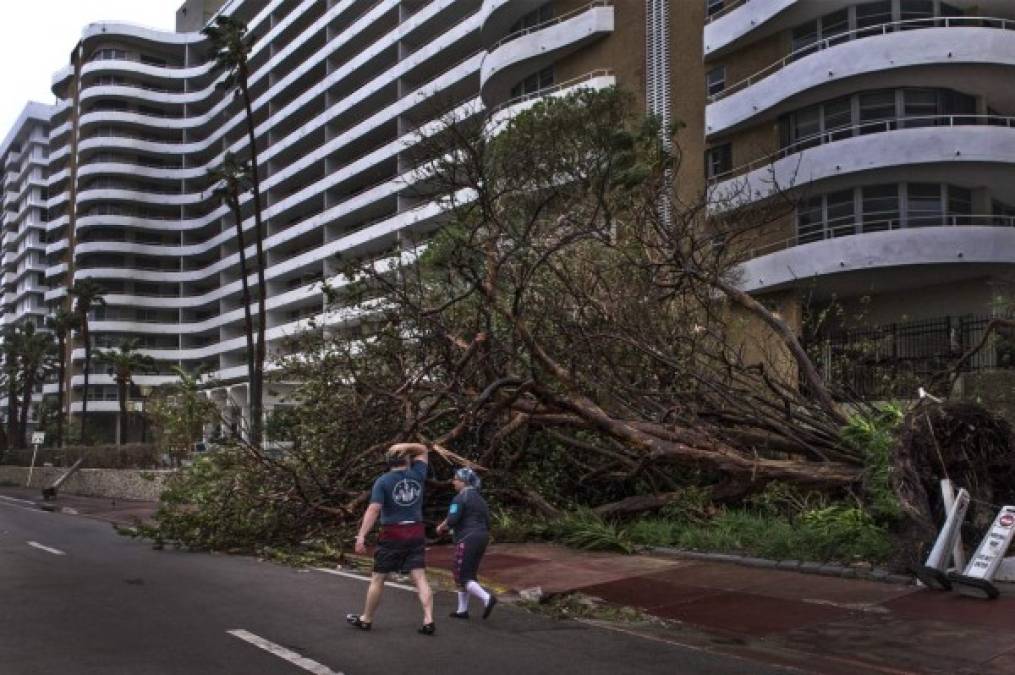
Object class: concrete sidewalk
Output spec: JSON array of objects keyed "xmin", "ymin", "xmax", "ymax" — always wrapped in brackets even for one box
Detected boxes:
[{"xmin": 426, "ymin": 543, "xmax": 1015, "ymax": 674}]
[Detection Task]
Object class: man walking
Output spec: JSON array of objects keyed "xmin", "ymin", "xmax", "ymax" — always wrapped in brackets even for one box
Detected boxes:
[{"xmin": 347, "ymin": 442, "xmax": 435, "ymax": 635}]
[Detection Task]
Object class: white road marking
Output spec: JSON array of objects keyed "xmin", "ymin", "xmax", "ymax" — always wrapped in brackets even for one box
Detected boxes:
[
  {"xmin": 0, "ymin": 499, "xmax": 43, "ymax": 513},
  {"xmin": 0, "ymin": 495, "xmax": 37, "ymax": 506},
  {"xmin": 312, "ymin": 566, "xmax": 415, "ymax": 591},
  {"xmin": 227, "ymin": 629, "xmax": 343, "ymax": 675},
  {"xmin": 27, "ymin": 541, "xmax": 66, "ymax": 556}
]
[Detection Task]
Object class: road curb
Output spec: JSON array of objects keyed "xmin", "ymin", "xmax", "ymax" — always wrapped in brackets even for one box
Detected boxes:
[{"xmin": 646, "ymin": 546, "xmax": 913, "ymax": 586}]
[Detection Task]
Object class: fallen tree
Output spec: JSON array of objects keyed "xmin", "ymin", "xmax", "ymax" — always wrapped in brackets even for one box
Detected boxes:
[{"xmin": 144, "ymin": 88, "xmax": 894, "ymax": 551}]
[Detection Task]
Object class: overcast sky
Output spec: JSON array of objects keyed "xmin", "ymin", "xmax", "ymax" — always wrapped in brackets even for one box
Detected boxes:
[{"xmin": 0, "ymin": 0, "xmax": 185, "ymax": 135}]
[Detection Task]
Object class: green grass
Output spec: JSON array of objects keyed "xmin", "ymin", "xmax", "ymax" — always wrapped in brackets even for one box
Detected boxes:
[{"xmin": 628, "ymin": 507, "xmax": 893, "ymax": 563}]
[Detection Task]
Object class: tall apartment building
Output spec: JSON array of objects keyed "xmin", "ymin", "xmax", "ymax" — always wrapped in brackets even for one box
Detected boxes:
[
  {"xmin": 1, "ymin": 103, "xmax": 54, "ymax": 336},
  {"xmin": 3, "ymin": 0, "xmax": 1010, "ymax": 437},
  {"xmin": 705, "ymin": 0, "xmax": 1015, "ymax": 383}
]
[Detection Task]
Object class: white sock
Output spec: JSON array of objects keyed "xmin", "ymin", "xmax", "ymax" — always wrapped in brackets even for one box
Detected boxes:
[
  {"xmin": 456, "ymin": 591, "xmax": 469, "ymax": 614},
  {"xmin": 466, "ymin": 580, "xmax": 490, "ymax": 605}
]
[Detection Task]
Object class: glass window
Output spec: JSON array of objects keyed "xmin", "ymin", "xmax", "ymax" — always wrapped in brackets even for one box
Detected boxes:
[
  {"xmin": 791, "ymin": 20, "xmax": 819, "ymax": 57},
  {"xmin": 900, "ymin": 0, "xmax": 935, "ymax": 28},
  {"xmin": 797, "ymin": 196, "xmax": 824, "ymax": 243},
  {"xmin": 509, "ymin": 66, "xmax": 554, "ymax": 99},
  {"xmin": 509, "ymin": 3, "xmax": 553, "ymax": 33},
  {"xmin": 939, "ymin": 3, "xmax": 963, "ymax": 18},
  {"xmin": 822, "ymin": 9, "xmax": 850, "ymax": 45},
  {"xmin": 824, "ymin": 96, "xmax": 854, "ymax": 140},
  {"xmin": 706, "ymin": 66, "xmax": 725, "ymax": 97},
  {"xmin": 902, "ymin": 89, "xmax": 939, "ymax": 128},
  {"xmin": 706, "ymin": 144, "xmax": 732, "ymax": 180},
  {"xmin": 706, "ymin": 0, "xmax": 724, "ymax": 17},
  {"xmin": 862, "ymin": 184, "xmax": 899, "ymax": 231},
  {"xmin": 788, "ymin": 105, "xmax": 821, "ymax": 149},
  {"xmin": 947, "ymin": 186, "xmax": 972, "ymax": 225},
  {"xmin": 858, "ymin": 90, "xmax": 897, "ymax": 134},
  {"xmin": 856, "ymin": 1, "xmax": 893, "ymax": 35},
  {"xmin": 993, "ymin": 199, "xmax": 1015, "ymax": 226},
  {"xmin": 826, "ymin": 190, "xmax": 857, "ymax": 237},
  {"xmin": 906, "ymin": 183, "xmax": 943, "ymax": 227}
]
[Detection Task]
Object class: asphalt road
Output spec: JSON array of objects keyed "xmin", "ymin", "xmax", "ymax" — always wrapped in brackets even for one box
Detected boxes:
[{"xmin": 0, "ymin": 495, "xmax": 787, "ymax": 674}]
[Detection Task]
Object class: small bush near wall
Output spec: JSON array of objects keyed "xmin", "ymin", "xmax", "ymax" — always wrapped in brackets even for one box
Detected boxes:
[{"xmin": 1, "ymin": 443, "xmax": 163, "ymax": 470}]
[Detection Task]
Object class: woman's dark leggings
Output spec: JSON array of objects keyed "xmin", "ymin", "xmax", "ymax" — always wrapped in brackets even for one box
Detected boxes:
[{"xmin": 453, "ymin": 532, "xmax": 489, "ymax": 586}]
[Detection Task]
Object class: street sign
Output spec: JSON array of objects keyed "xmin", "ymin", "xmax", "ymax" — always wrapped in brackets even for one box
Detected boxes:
[
  {"xmin": 31, "ymin": 432, "xmax": 45, "ymax": 445},
  {"xmin": 951, "ymin": 505, "xmax": 1015, "ymax": 599}
]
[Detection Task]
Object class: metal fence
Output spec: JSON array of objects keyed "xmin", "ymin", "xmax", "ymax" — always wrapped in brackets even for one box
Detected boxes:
[{"xmin": 812, "ymin": 314, "xmax": 1012, "ymax": 399}]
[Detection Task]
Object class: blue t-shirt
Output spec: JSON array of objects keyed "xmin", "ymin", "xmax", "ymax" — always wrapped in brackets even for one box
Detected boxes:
[{"xmin": 370, "ymin": 461, "xmax": 428, "ymax": 524}]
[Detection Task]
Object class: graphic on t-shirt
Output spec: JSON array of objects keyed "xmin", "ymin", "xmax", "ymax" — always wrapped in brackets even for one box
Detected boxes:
[{"xmin": 392, "ymin": 478, "xmax": 422, "ymax": 507}]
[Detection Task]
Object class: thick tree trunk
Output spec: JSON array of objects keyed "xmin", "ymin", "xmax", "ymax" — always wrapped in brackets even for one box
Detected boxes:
[
  {"xmin": 708, "ymin": 275, "xmax": 848, "ymax": 427},
  {"xmin": 18, "ymin": 371, "xmax": 34, "ymax": 449},
  {"xmin": 7, "ymin": 373, "xmax": 18, "ymax": 451},
  {"xmin": 56, "ymin": 347, "xmax": 65, "ymax": 447},
  {"xmin": 229, "ymin": 195, "xmax": 257, "ymax": 444},
  {"xmin": 80, "ymin": 323, "xmax": 90, "ymax": 442},
  {"xmin": 118, "ymin": 379, "xmax": 128, "ymax": 446},
  {"xmin": 241, "ymin": 77, "xmax": 267, "ymax": 447}
]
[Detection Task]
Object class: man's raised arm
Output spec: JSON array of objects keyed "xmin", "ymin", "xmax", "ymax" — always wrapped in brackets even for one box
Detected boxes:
[{"xmin": 388, "ymin": 442, "xmax": 430, "ymax": 465}]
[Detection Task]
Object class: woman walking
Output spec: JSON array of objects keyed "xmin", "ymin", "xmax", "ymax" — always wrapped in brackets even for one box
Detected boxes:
[{"xmin": 437, "ymin": 467, "xmax": 497, "ymax": 619}]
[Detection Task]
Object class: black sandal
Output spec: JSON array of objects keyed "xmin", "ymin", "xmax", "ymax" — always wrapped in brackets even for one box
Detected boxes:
[
  {"xmin": 482, "ymin": 595, "xmax": 498, "ymax": 619},
  {"xmin": 418, "ymin": 622, "xmax": 436, "ymax": 635},
  {"xmin": 346, "ymin": 614, "xmax": 371, "ymax": 630},
  {"xmin": 449, "ymin": 611, "xmax": 469, "ymax": 619}
]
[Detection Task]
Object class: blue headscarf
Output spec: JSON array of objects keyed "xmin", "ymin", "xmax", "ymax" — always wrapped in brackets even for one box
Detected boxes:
[{"xmin": 454, "ymin": 467, "xmax": 481, "ymax": 489}]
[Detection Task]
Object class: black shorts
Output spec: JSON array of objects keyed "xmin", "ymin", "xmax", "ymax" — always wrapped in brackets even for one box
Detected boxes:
[
  {"xmin": 453, "ymin": 532, "xmax": 489, "ymax": 586},
  {"xmin": 373, "ymin": 538, "xmax": 426, "ymax": 574}
]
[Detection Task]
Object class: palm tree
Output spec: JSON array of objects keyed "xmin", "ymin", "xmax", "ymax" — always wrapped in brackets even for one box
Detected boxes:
[
  {"xmin": 70, "ymin": 279, "xmax": 106, "ymax": 443},
  {"xmin": 16, "ymin": 323, "xmax": 56, "ymax": 449},
  {"xmin": 46, "ymin": 309, "xmax": 77, "ymax": 448},
  {"xmin": 204, "ymin": 16, "xmax": 268, "ymax": 444},
  {"xmin": 208, "ymin": 155, "xmax": 256, "ymax": 429},
  {"xmin": 1, "ymin": 327, "xmax": 22, "ymax": 448},
  {"xmin": 97, "ymin": 339, "xmax": 155, "ymax": 445}
]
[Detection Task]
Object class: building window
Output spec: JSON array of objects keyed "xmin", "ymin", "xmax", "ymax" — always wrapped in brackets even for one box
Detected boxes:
[
  {"xmin": 796, "ymin": 196, "xmax": 825, "ymax": 243},
  {"xmin": 509, "ymin": 3, "xmax": 553, "ymax": 34},
  {"xmin": 705, "ymin": 66, "xmax": 725, "ymax": 97},
  {"xmin": 92, "ymin": 48, "xmax": 126, "ymax": 61},
  {"xmin": 705, "ymin": 0, "xmax": 724, "ymax": 17},
  {"xmin": 796, "ymin": 183, "xmax": 982, "ymax": 242},
  {"xmin": 947, "ymin": 186, "xmax": 972, "ymax": 224},
  {"xmin": 856, "ymin": 1, "xmax": 893, "ymax": 34},
  {"xmin": 509, "ymin": 66, "xmax": 555, "ymax": 99},
  {"xmin": 861, "ymin": 184, "xmax": 900, "ymax": 232},
  {"xmin": 705, "ymin": 144, "xmax": 732, "ymax": 179},
  {"xmin": 900, "ymin": 0, "xmax": 935, "ymax": 26},
  {"xmin": 906, "ymin": 183, "xmax": 944, "ymax": 227},
  {"xmin": 780, "ymin": 87, "xmax": 977, "ymax": 148}
]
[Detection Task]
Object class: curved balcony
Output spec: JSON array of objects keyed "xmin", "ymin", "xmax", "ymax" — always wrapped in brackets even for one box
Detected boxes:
[
  {"xmin": 487, "ymin": 70, "xmax": 616, "ymax": 133},
  {"xmin": 740, "ymin": 222, "xmax": 1015, "ymax": 294},
  {"xmin": 707, "ymin": 17, "xmax": 1015, "ymax": 136},
  {"xmin": 705, "ymin": 0, "xmax": 798, "ymax": 59},
  {"xmin": 480, "ymin": 0, "xmax": 531, "ymax": 46},
  {"xmin": 710, "ymin": 116, "xmax": 1015, "ymax": 206},
  {"xmin": 480, "ymin": 1, "xmax": 614, "ymax": 106}
]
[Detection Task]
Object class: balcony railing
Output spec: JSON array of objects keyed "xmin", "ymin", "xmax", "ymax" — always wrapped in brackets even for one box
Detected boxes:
[
  {"xmin": 710, "ymin": 113, "xmax": 1015, "ymax": 184},
  {"xmin": 490, "ymin": 1, "xmax": 612, "ymax": 51},
  {"xmin": 748, "ymin": 213, "xmax": 1015, "ymax": 259},
  {"xmin": 709, "ymin": 16, "xmax": 1015, "ymax": 103},
  {"xmin": 705, "ymin": 0, "xmax": 750, "ymax": 25},
  {"xmin": 489, "ymin": 69, "xmax": 614, "ymax": 116}
]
